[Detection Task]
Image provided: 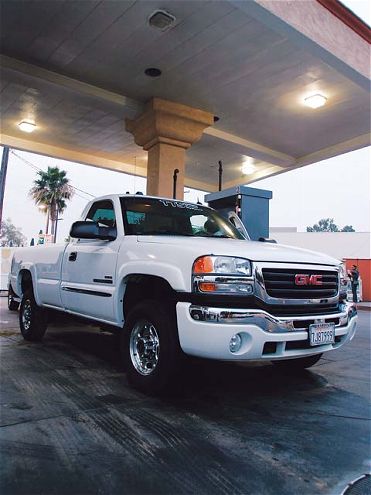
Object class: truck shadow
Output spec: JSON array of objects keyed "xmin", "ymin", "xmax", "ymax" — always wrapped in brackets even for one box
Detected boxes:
[{"xmin": 46, "ymin": 324, "xmax": 328, "ymax": 404}]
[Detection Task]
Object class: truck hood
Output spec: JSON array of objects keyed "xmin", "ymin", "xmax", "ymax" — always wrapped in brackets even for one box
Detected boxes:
[{"xmin": 137, "ymin": 236, "xmax": 340, "ymax": 266}]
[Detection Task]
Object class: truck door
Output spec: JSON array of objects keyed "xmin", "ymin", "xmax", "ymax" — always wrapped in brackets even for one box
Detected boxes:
[{"xmin": 61, "ymin": 199, "xmax": 121, "ymax": 323}]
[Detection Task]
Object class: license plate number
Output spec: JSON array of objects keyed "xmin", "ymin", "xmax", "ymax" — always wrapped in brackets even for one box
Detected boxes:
[{"xmin": 309, "ymin": 323, "xmax": 335, "ymax": 346}]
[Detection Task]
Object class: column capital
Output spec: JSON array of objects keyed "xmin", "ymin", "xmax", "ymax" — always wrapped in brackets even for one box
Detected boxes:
[{"xmin": 125, "ymin": 97, "xmax": 214, "ymax": 151}]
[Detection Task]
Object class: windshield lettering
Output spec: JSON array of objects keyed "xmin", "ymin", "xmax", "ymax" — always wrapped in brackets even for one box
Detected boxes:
[{"xmin": 159, "ymin": 200, "xmax": 200, "ymax": 210}]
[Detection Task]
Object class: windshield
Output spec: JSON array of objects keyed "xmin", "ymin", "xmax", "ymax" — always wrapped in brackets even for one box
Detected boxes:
[{"xmin": 120, "ymin": 197, "xmax": 245, "ymax": 240}]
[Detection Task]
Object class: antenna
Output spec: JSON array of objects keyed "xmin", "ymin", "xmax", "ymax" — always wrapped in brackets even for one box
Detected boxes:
[
  {"xmin": 218, "ymin": 160, "xmax": 223, "ymax": 191},
  {"xmin": 134, "ymin": 156, "xmax": 137, "ymax": 194},
  {"xmin": 173, "ymin": 169, "xmax": 179, "ymax": 199}
]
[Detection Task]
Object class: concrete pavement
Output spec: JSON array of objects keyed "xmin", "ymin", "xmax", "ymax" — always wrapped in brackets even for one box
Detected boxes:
[{"xmin": 0, "ymin": 298, "xmax": 370, "ymax": 495}]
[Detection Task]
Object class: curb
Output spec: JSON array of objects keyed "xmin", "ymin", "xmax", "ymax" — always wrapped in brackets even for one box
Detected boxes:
[{"xmin": 357, "ymin": 305, "xmax": 371, "ymax": 312}]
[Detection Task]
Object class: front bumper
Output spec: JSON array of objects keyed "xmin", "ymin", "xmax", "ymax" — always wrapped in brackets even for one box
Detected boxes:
[{"xmin": 176, "ymin": 301, "xmax": 357, "ymax": 361}]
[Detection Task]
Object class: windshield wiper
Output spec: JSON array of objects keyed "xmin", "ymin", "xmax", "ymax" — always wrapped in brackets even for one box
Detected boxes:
[
  {"xmin": 139, "ymin": 231, "xmax": 193, "ymax": 236},
  {"xmin": 137, "ymin": 231, "xmax": 233, "ymax": 238}
]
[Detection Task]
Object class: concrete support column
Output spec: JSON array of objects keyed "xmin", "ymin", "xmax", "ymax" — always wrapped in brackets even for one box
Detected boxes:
[
  {"xmin": 126, "ymin": 98, "xmax": 213, "ymax": 199},
  {"xmin": 146, "ymin": 143, "xmax": 185, "ymax": 198}
]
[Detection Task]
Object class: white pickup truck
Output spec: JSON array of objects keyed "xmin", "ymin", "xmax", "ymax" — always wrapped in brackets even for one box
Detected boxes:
[{"xmin": 9, "ymin": 194, "xmax": 357, "ymax": 393}]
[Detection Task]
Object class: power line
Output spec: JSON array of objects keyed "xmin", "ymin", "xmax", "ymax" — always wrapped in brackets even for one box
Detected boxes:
[{"xmin": 10, "ymin": 150, "xmax": 95, "ymax": 199}]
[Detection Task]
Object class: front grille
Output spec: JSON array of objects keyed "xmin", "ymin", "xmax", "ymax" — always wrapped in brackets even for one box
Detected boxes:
[{"xmin": 262, "ymin": 268, "xmax": 338, "ymax": 299}]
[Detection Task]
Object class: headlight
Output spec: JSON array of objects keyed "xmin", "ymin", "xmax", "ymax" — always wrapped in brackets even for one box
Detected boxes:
[
  {"xmin": 338, "ymin": 263, "xmax": 348, "ymax": 299},
  {"xmin": 338, "ymin": 263, "xmax": 346, "ymax": 279},
  {"xmin": 338, "ymin": 263, "xmax": 347, "ymax": 285},
  {"xmin": 193, "ymin": 256, "xmax": 253, "ymax": 295},
  {"xmin": 193, "ymin": 256, "xmax": 252, "ymax": 276}
]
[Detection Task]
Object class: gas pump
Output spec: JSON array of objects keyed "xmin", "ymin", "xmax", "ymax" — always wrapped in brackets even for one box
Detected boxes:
[{"xmin": 205, "ymin": 186, "xmax": 273, "ymax": 241}]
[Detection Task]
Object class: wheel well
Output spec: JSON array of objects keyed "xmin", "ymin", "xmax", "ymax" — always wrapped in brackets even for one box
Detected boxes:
[
  {"xmin": 19, "ymin": 270, "xmax": 33, "ymax": 295},
  {"xmin": 123, "ymin": 275, "xmax": 176, "ymax": 319}
]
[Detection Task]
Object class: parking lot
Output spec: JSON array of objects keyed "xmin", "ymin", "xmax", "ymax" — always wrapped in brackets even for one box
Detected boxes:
[{"xmin": 0, "ymin": 297, "xmax": 369, "ymax": 495}]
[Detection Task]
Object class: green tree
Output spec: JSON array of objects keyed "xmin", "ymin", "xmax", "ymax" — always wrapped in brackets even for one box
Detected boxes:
[
  {"xmin": 307, "ymin": 218, "xmax": 355, "ymax": 232},
  {"xmin": 341, "ymin": 225, "xmax": 355, "ymax": 232},
  {"xmin": 29, "ymin": 166, "xmax": 74, "ymax": 242},
  {"xmin": 0, "ymin": 218, "xmax": 26, "ymax": 247}
]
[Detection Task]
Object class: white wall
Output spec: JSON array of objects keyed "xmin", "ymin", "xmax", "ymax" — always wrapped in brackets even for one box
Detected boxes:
[
  {"xmin": 270, "ymin": 232, "xmax": 371, "ymax": 260},
  {"xmin": 0, "ymin": 247, "xmax": 17, "ymax": 290}
]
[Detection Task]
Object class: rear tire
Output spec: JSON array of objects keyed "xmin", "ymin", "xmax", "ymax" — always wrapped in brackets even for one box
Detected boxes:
[
  {"xmin": 121, "ymin": 300, "xmax": 182, "ymax": 394},
  {"xmin": 19, "ymin": 289, "xmax": 48, "ymax": 341},
  {"xmin": 8, "ymin": 286, "xmax": 19, "ymax": 311},
  {"xmin": 273, "ymin": 353, "xmax": 323, "ymax": 370}
]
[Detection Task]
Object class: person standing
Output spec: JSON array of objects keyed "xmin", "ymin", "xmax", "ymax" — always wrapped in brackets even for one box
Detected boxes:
[{"xmin": 349, "ymin": 265, "xmax": 360, "ymax": 303}]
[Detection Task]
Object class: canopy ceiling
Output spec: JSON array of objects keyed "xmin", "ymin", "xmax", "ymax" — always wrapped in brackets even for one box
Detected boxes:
[{"xmin": 1, "ymin": 0, "xmax": 370, "ymax": 191}]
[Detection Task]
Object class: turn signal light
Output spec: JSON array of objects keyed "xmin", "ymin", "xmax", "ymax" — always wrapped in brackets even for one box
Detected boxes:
[
  {"xmin": 198, "ymin": 282, "xmax": 217, "ymax": 292},
  {"xmin": 193, "ymin": 256, "xmax": 214, "ymax": 274}
]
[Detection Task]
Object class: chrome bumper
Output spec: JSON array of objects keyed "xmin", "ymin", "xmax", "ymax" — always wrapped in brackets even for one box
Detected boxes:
[{"xmin": 189, "ymin": 301, "xmax": 357, "ymax": 334}]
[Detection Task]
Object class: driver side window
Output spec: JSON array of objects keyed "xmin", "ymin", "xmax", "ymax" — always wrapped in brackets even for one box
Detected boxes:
[{"xmin": 86, "ymin": 200, "xmax": 116, "ymax": 228}]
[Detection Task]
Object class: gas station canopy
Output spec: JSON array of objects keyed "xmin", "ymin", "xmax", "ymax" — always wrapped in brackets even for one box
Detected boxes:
[{"xmin": 0, "ymin": 0, "xmax": 370, "ymax": 193}]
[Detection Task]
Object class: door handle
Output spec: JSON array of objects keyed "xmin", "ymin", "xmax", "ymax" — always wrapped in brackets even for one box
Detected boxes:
[{"xmin": 69, "ymin": 252, "xmax": 77, "ymax": 262}]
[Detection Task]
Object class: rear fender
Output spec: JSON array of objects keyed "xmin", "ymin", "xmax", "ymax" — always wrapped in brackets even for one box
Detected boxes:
[{"xmin": 16, "ymin": 264, "xmax": 41, "ymax": 305}]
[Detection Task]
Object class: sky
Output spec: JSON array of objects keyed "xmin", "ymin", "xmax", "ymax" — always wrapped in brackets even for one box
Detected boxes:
[
  {"xmin": 341, "ymin": 0, "xmax": 370, "ymax": 25},
  {"xmin": 1, "ymin": 0, "xmax": 370, "ymax": 243},
  {"xmin": 252, "ymin": 147, "xmax": 370, "ymax": 231}
]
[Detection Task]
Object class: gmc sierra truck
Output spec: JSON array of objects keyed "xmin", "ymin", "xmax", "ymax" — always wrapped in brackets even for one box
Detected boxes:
[{"xmin": 8, "ymin": 194, "xmax": 357, "ymax": 393}]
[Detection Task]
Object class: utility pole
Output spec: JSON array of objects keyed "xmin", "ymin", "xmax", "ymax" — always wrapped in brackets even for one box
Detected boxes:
[
  {"xmin": 54, "ymin": 212, "xmax": 63, "ymax": 243},
  {"xmin": 54, "ymin": 211, "xmax": 59, "ymax": 243},
  {"xmin": 0, "ymin": 146, "xmax": 10, "ymax": 230}
]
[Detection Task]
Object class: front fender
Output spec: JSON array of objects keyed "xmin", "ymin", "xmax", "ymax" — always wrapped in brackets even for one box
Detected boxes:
[{"xmin": 116, "ymin": 261, "xmax": 187, "ymax": 292}]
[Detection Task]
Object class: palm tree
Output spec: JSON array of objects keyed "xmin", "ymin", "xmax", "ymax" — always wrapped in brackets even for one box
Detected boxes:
[{"xmin": 30, "ymin": 166, "xmax": 74, "ymax": 242}]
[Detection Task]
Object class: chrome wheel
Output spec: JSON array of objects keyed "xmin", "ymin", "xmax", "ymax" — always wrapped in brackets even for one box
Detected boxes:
[
  {"xmin": 129, "ymin": 320, "xmax": 160, "ymax": 375},
  {"xmin": 22, "ymin": 299, "xmax": 32, "ymax": 331}
]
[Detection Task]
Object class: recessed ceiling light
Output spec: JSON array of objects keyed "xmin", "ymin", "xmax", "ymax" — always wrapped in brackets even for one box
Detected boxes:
[
  {"xmin": 144, "ymin": 67, "xmax": 162, "ymax": 78},
  {"xmin": 242, "ymin": 162, "xmax": 256, "ymax": 175},
  {"xmin": 148, "ymin": 10, "xmax": 176, "ymax": 31},
  {"xmin": 304, "ymin": 94, "xmax": 327, "ymax": 109},
  {"xmin": 18, "ymin": 121, "xmax": 36, "ymax": 133}
]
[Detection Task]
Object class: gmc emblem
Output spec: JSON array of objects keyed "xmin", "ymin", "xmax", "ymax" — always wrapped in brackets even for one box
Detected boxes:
[{"xmin": 295, "ymin": 274, "xmax": 323, "ymax": 286}]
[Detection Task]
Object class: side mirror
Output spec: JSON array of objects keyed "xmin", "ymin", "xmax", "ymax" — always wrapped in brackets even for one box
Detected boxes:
[{"xmin": 70, "ymin": 221, "xmax": 116, "ymax": 241}]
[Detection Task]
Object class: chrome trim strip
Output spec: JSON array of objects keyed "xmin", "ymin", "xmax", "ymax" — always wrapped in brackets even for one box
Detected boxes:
[
  {"xmin": 189, "ymin": 302, "xmax": 356, "ymax": 333},
  {"xmin": 194, "ymin": 275, "xmax": 254, "ymax": 283},
  {"xmin": 93, "ymin": 278, "xmax": 113, "ymax": 284},
  {"xmin": 61, "ymin": 286, "xmax": 112, "ymax": 298},
  {"xmin": 193, "ymin": 275, "xmax": 254, "ymax": 294}
]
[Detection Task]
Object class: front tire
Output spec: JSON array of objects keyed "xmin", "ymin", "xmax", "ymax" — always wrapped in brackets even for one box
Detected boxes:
[
  {"xmin": 121, "ymin": 300, "xmax": 182, "ymax": 394},
  {"xmin": 8, "ymin": 286, "xmax": 19, "ymax": 311},
  {"xmin": 19, "ymin": 289, "xmax": 48, "ymax": 341},
  {"xmin": 273, "ymin": 353, "xmax": 323, "ymax": 370}
]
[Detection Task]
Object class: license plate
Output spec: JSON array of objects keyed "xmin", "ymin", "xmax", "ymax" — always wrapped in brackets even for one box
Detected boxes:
[{"xmin": 309, "ymin": 323, "xmax": 335, "ymax": 346}]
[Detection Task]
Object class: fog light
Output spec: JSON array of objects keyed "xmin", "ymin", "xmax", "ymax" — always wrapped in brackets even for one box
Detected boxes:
[{"xmin": 229, "ymin": 333, "xmax": 242, "ymax": 353}]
